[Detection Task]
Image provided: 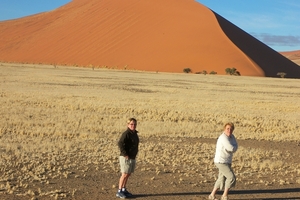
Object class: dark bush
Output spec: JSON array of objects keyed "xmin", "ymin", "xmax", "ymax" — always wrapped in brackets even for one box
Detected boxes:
[
  {"xmin": 183, "ymin": 68, "xmax": 192, "ymax": 73},
  {"xmin": 225, "ymin": 68, "xmax": 241, "ymax": 76}
]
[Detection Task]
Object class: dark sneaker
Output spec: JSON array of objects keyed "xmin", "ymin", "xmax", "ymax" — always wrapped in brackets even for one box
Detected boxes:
[
  {"xmin": 123, "ymin": 189, "xmax": 133, "ymax": 197},
  {"xmin": 116, "ymin": 191, "xmax": 127, "ymax": 199}
]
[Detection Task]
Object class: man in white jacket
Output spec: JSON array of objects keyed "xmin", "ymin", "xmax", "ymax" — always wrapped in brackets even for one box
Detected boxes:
[{"xmin": 209, "ymin": 122, "xmax": 238, "ymax": 200}]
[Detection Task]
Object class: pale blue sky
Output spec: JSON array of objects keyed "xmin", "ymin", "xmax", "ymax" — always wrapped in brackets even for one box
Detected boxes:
[
  {"xmin": 198, "ymin": 0, "xmax": 300, "ymax": 52},
  {"xmin": 0, "ymin": 0, "xmax": 71, "ymax": 20},
  {"xmin": 0, "ymin": 0, "xmax": 299, "ymax": 52}
]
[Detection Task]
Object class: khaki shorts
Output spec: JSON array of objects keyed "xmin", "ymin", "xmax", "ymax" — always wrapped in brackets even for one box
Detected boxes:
[{"xmin": 119, "ymin": 156, "xmax": 136, "ymax": 174}]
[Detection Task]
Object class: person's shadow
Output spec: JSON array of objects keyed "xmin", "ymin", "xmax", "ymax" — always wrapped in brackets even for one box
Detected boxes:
[{"xmin": 131, "ymin": 188, "xmax": 300, "ymax": 199}]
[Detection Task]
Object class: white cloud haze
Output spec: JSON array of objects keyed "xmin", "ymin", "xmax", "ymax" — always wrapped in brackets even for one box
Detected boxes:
[{"xmin": 252, "ymin": 33, "xmax": 300, "ymax": 47}]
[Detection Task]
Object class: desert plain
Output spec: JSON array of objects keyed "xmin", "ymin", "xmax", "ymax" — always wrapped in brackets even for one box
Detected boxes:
[{"xmin": 0, "ymin": 63, "xmax": 300, "ymax": 200}]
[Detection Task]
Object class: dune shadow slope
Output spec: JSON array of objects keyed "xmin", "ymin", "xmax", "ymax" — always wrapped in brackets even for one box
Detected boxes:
[{"xmin": 214, "ymin": 12, "xmax": 300, "ymax": 78}]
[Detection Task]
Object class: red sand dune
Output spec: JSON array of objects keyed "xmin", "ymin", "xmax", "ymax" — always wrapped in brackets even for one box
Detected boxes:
[
  {"xmin": 280, "ymin": 50, "xmax": 300, "ymax": 66},
  {"xmin": 0, "ymin": 0, "xmax": 300, "ymax": 78},
  {"xmin": 280, "ymin": 50, "xmax": 300, "ymax": 59}
]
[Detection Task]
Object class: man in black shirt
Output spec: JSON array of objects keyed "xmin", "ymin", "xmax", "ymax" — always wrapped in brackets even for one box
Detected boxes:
[{"xmin": 116, "ymin": 118, "xmax": 139, "ymax": 199}]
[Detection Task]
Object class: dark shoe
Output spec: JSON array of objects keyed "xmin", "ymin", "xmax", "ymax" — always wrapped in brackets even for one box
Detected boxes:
[
  {"xmin": 123, "ymin": 189, "xmax": 133, "ymax": 197},
  {"xmin": 116, "ymin": 191, "xmax": 127, "ymax": 199}
]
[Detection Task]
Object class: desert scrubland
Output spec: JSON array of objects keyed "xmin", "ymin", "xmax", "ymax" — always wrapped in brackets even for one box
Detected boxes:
[{"xmin": 0, "ymin": 63, "xmax": 300, "ymax": 199}]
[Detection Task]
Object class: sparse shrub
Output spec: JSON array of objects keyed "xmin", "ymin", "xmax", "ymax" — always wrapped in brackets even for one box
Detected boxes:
[
  {"xmin": 277, "ymin": 72, "xmax": 286, "ymax": 78},
  {"xmin": 225, "ymin": 68, "xmax": 231, "ymax": 75},
  {"xmin": 196, "ymin": 70, "xmax": 216, "ymax": 75},
  {"xmin": 225, "ymin": 67, "xmax": 241, "ymax": 76},
  {"xmin": 183, "ymin": 68, "xmax": 192, "ymax": 73}
]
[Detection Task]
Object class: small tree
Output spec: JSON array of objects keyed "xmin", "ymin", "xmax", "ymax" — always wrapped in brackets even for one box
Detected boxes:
[
  {"xmin": 209, "ymin": 71, "xmax": 217, "ymax": 75},
  {"xmin": 277, "ymin": 72, "xmax": 286, "ymax": 78},
  {"xmin": 225, "ymin": 67, "xmax": 232, "ymax": 75},
  {"xmin": 225, "ymin": 67, "xmax": 241, "ymax": 76},
  {"xmin": 183, "ymin": 68, "xmax": 192, "ymax": 73},
  {"xmin": 235, "ymin": 71, "xmax": 241, "ymax": 76}
]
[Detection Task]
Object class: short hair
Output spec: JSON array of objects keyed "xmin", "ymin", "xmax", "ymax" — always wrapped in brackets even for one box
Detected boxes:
[
  {"xmin": 224, "ymin": 122, "xmax": 234, "ymax": 130},
  {"xmin": 127, "ymin": 118, "xmax": 137, "ymax": 124}
]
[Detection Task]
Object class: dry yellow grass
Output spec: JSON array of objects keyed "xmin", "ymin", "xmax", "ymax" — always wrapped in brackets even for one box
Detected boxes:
[
  {"xmin": 1, "ymin": 63, "xmax": 299, "ymax": 141},
  {"xmin": 0, "ymin": 63, "xmax": 299, "ymax": 199}
]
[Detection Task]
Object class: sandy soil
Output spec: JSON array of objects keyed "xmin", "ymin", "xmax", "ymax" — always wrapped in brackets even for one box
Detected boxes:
[{"xmin": 1, "ymin": 137, "xmax": 299, "ymax": 200}]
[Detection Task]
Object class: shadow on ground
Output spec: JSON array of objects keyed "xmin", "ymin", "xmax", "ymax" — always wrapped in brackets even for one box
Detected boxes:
[{"xmin": 132, "ymin": 187, "xmax": 300, "ymax": 199}]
